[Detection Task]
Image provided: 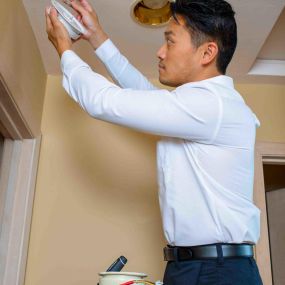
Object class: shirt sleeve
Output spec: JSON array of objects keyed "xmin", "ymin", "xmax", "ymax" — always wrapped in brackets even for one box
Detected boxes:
[
  {"xmin": 95, "ymin": 39, "xmax": 158, "ymax": 90},
  {"xmin": 61, "ymin": 50, "xmax": 221, "ymax": 142}
]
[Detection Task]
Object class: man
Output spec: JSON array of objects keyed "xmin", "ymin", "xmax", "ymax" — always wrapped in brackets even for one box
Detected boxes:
[{"xmin": 46, "ymin": 0, "xmax": 263, "ymax": 284}]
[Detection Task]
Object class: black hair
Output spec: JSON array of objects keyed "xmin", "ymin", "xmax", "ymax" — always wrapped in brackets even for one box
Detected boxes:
[{"xmin": 170, "ymin": 0, "xmax": 237, "ymax": 74}]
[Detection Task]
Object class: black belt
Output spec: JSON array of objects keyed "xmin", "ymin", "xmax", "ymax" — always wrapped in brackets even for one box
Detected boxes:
[{"xmin": 164, "ymin": 243, "xmax": 254, "ymax": 261}]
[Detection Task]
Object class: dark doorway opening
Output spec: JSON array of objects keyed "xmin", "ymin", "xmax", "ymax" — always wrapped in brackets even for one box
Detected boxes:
[{"xmin": 263, "ymin": 163, "xmax": 285, "ymax": 285}]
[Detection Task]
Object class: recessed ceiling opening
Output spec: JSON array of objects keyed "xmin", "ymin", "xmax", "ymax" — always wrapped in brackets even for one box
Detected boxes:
[{"xmin": 130, "ymin": 0, "xmax": 174, "ymax": 27}]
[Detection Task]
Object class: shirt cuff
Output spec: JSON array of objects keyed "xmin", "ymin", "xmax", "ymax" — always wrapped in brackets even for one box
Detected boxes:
[
  {"xmin": 95, "ymin": 39, "xmax": 119, "ymax": 62},
  {"xmin": 60, "ymin": 50, "xmax": 89, "ymax": 77}
]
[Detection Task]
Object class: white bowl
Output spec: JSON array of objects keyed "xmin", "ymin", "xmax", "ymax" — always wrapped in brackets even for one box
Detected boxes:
[{"xmin": 98, "ymin": 272, "xmax": 148, "ymax": 285}]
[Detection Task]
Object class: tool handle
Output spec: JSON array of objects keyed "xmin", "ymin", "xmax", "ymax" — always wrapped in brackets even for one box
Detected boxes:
[{"xmin": 106, "ymin": 256, "xmax": 128, "ymax": 272}]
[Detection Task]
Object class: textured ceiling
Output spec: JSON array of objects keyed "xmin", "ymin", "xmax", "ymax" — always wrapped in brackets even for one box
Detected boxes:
[{"xmin": 22, "ymin": 0, "xmax": 285, "ymax": 84}]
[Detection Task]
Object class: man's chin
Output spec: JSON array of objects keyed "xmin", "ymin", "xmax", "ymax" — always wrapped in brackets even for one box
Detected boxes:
[{"xmin": 159, "ymin": 76, "xmax": 179, "ymax": 88}]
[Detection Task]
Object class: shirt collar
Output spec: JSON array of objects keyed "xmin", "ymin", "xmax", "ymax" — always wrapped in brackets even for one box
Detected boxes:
[
  {"xmin": 177, "ymin": 75, "xmax": 234, "ymax": 89},
  {"xmin": 205, "ymin": 75, "xmax": 234, "ymax": 88}
]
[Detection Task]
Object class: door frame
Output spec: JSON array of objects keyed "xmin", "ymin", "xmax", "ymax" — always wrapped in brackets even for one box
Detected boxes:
[
  {"xmin": 0, "ymin": 74, "xmax": 41, "ymax": 285},
  {"xmin": 0, "ymin": 138, "xmax": 41, "ymax": 285},
  {"xmin": 254, "ymin": 141, "xmax": 285, "ymax": 285}
]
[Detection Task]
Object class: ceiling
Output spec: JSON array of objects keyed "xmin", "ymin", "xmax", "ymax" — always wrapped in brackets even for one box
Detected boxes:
[{"xmin": 22, "ymin": 0, "xmax": 285, "ymax": 85}]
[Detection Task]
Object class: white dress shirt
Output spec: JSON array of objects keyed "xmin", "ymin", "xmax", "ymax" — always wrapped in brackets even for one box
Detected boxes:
[{"xmin": 61, "ymin": 39, "xmax": 261, "ymax": 246}]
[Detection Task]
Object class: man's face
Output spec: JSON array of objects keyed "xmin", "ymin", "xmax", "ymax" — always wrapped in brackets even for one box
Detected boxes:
[{"xmin": 157, "ymin": 15, "xmax": 202, "ymax": 87}]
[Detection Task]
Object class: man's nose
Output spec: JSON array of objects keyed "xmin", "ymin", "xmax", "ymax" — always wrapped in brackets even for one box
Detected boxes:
[{"xmin": 157, "ymin": 43, "xmax": 166, "ymax": 60}]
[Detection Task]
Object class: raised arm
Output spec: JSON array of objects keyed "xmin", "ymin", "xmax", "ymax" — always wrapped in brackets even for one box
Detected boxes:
[
  {"xmin": 95, "ymin": 39, "xmax": 158, "ymax": 90},
  {"xmin": 66, "ymin": 0, "xmax": 157, "ymax": 90},
  {"xmin": 61, "ymin": 50, "xmax": 221, "ymax": 142},
  {"xmin": 45, "ymin": 1, "xmax": 221, "ymax": 141}
]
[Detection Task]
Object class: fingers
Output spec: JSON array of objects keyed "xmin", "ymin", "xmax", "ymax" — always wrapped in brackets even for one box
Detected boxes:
[
  {"xmin": 78, "ymin": 0, "xmax": 93, "ymax": 12},
  {"xmin": 49, "ymin": 7, "xmax": 60, "ymax": 27},
  {"xmin": 45, "ymin": 7, "xmax": 53, "ymax": 33},
  {"xmin": 76, "ymin": 14, "xmax": 82, "ymax": 21},
  {"xmin": 69, "ymin": 0, "xmax": 88, "ymax": 16}
]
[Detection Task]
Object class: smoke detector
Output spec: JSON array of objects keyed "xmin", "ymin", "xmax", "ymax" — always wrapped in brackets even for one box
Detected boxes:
[
  {"xmin": 130, "ymin": 0, "xmax": 175, "ymax": 27},
  {"xmin": 50, "ymin": 0, "xmax": 86, "ymax": 39}
]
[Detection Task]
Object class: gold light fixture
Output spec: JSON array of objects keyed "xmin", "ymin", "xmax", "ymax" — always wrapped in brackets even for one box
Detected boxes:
[{"xmin": 130, "ymin": 0, "xmax": 175, "ymax": 27}]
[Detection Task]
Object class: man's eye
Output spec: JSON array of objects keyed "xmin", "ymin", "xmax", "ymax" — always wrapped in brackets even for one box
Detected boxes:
[{"xmin": 166, "ymin": 39, "xmax": 173, "ymax": 44}]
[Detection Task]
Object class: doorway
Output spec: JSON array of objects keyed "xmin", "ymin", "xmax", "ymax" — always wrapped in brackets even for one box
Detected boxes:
[
  {"xmin": 263, "ymin": 164, "xmax": 285, "ymax": 285},
  {"xmin": 0, "ymin": 75, "xmax": 41, "ymax": 285},
  {"xmin": 254, "ymin": 142, "xmax": 285, "ymax": 285}
]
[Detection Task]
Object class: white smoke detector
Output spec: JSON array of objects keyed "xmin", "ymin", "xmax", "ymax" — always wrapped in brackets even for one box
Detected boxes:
[{"xmin": 50, "ymin": 0, "xmax": 87, "ymax": 40}]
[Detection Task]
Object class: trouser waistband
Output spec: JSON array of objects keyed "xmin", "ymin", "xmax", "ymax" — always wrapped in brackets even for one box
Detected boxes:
[{"xmin": 164, "ymin": 243, "xmax": 254, "ymax": 261}]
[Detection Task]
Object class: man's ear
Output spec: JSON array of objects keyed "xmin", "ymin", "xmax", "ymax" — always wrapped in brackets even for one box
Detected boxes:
[{"xmin": 201, "ymin": 42, "xmax": 219, "ymax": 66}]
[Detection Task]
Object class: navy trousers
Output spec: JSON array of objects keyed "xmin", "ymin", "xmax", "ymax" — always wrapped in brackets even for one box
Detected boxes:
[{"xmin": 163, "ymin": 245, "xmax": 263, "ymax": 285}]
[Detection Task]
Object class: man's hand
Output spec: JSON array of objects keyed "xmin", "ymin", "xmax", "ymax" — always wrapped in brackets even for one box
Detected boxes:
[
  {"xmin": 66, "ymin": 0, "xmax": 108, "ymax": 49},
  {"xmin": 45, "ymin": 7, "xmax": 72, "ymax": 57}
]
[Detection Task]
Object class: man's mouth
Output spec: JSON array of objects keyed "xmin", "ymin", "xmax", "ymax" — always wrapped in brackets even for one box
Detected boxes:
[{"xmin": 159, "ymin": 63, "xmax": 165, "ymax": 70}]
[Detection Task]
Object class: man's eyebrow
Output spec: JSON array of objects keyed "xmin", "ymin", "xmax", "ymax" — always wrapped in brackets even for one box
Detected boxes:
[{"xmin": 164, "ymin": 31, "xmax": 175, "ymax": 37}]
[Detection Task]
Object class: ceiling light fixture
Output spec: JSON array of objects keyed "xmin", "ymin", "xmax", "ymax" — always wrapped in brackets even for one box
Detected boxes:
[{"xmin": 130, "ymin": 0, "xmax": 175, "ymax": 27}]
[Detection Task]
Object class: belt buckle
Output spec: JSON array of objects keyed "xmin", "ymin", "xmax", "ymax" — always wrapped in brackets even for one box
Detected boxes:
[
  {"xmin": 186, "ymin": 248, "xmax": 193, "ymax": 259},
  {"xmin": 179, "ymin": 247, "xmax": 193, "ymax": 260}
]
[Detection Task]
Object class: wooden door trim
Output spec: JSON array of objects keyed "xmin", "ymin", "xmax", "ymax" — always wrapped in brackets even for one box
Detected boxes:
[
  {"xmin": 254, "ymin": 141, "xmax": 285, "ymax": 285},
  {"xmin": 0, "ymin": 138, "xmax": 41, "ymax": 285},
  {"xmin": 0, "ymin": 72, "xmax": 41, "ymax": 285},
  {"xmin": 0, "ymin": 73, "xmax": 33, "ymax": 139}
]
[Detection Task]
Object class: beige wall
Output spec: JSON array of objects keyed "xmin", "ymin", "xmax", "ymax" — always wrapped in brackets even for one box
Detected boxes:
[
  {"xmin": 25, "ymin": 76, "xmax": 285, "ymax": 285},
  {"xmin": 25, "ymin": 75, "xmax": 165, "ymax": 285},
  {"xmin": 0, "ymin": 0, "xmax": 46, "ymax": 137},
  {"xmin": 236, "ymin": 84, "xmax": 285, "ymax": 142}
]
